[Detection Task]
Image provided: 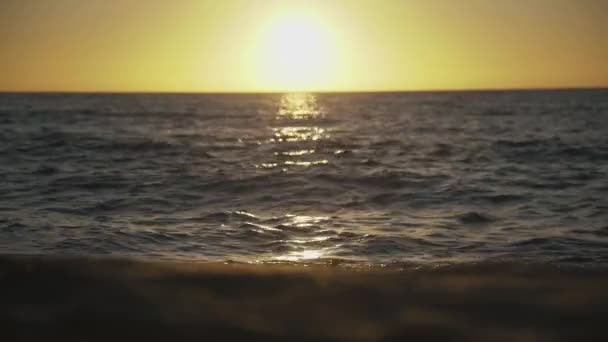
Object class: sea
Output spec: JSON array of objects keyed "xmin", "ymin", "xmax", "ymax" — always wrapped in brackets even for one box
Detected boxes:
[{"xmin": 1, "ymin": 90, "xmax": 607, "ymax": 266}]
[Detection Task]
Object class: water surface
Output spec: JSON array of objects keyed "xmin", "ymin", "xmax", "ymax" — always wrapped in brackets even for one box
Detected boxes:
[{"xmin": 1, "ymin": 90, "xmax": 607, "ymax": 265}]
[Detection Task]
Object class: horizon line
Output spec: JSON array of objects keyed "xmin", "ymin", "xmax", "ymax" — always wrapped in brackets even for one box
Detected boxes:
[{"xmin": 0, "ymin": 86, "xmax": 607, "ymax": 95}]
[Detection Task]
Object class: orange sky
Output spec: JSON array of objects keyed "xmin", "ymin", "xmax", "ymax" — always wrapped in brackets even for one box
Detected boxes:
[{"xmin": 1, "ymin": 0, "xmax": 607, "ymax": 92}]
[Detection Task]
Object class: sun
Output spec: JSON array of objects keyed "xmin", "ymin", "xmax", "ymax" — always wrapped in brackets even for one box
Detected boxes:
[{"xmin": 255, "ymin": 10, "xmax": 337, "ymax": 91}]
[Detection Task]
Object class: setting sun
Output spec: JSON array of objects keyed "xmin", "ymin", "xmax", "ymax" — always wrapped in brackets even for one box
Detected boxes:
[{"xmin": 254, "ymin": 9, "xmax": 338, "ymax": 91}]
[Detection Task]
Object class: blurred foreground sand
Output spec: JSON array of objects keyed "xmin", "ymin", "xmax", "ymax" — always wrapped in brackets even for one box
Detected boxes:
[{"xmin": 2, "ymin": 255, "xmax": 607, "ymax": 341}]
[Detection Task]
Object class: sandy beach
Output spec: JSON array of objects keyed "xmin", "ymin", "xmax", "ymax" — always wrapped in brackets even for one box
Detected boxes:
[{"xmin": 1, "ymin": 255, "xmax": 607, "ymax": 341}]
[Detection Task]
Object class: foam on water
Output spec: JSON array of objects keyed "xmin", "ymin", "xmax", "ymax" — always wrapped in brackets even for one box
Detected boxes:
[{"xmin": 1, "ymin": 90, "xmax": 607, "ymax": 265}]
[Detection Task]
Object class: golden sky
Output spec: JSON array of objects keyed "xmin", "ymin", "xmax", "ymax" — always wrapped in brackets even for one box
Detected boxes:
[{"xmin": 1, "ymin": 0, "xmax": 607, "ymax": 92}]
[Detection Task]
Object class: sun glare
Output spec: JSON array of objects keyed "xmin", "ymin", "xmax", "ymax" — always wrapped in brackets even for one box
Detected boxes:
[{"xmin": 255, "ymin": 10, "xmax": 337, "ymax": 91}]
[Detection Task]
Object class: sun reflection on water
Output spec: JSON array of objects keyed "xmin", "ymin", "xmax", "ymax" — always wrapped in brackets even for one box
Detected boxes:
[
  {"xmin": 274, "ymin": 215, "xmax": 337, "ymax": 262},
  {"xmin": 274, "ymin": 249, "xmax": 325, "ymax": 262},
  {"xmin": 251, "ymin": 95, "xmax": 338, "ymax": 260},
  {"xmin": 287, "ymin": 214, "xmax": 330, "ymax": 227},
  {"xmin": 256, "ymin": 93, "xmax": 331, "ymax": 170},
  {"xmin": 277, "ymin": 93, "xmax": 325, "ymax": 120},
  {"xmin": 272, "ymin": 126, "xmax": 327, "ymax": 142},
  {"xmin": 274, "ymin": 149, "xmax": 315, "ymax": 156}
]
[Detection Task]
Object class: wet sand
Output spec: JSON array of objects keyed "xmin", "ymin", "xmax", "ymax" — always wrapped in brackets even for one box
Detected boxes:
[{"xmin": 1, "ymin": 255, "xmax": 608, "ymax": 341}]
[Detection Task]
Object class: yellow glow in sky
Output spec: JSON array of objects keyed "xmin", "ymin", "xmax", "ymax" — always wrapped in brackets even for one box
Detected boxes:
[{"xmin": 0, "ymin": 0, "xmax": 607, "ymax": 92}]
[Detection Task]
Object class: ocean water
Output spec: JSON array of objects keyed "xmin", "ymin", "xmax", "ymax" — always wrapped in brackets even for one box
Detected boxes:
[{"xmin": 1, "ymin": 90, "xmax": 607, "ymax": 266}]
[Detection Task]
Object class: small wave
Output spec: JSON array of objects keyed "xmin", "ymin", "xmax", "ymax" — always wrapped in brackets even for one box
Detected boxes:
[
  {"xmin": 510, "ymin": 237, "xmax": 552, "ymax": 247},
  {"xmin": 429, "ymin": 143, "xmax": 454, "ymax": 157},
  {"xmin": 456, "ymin": 212, "xmax": 495, "ymax": 225},
  {"xmin": 86, "ymin": 199, "xmax": 126, "ymax": 212},
  {"xmin": 49, "ymin": 175, "xmax": 131, "ymax": 191},
  {"xmin": 571, "ymin": 227, "xmax": 608, "ymax": 238},
  {"xmin": 2, "ymin": 222, "xmax": 26, "ymax": 232},
  {"xmin": 241, "ymin": 222, "xmax": 282, "ymax": 233},
  {"xmin": 193, "ymin": 210, "xmax": 262, "ymax": 223},
  {"xmin": 508, "ymin": 237, "xmax": 608, "ymax": 249},
  {"xmin": 315, "ymin": 170, "xmax": 435, "ymax": 189},
  {"xmin": 369, "ymin": 193, "xmax": 401, "ymax": 205},
  {"xmin": 472, "ymin": 193, "xmax": 525, "ymax": 204},
  {"xmin": 481, "ymin": 108, "xmax": 514, "ymax": 116},
  {"xmin": 493, "ymin": 138, "xmax": 548, "ymax": 149},
  {"xmin": 34, "ymin": 165, "xmax": 59, "ymax": 175}
]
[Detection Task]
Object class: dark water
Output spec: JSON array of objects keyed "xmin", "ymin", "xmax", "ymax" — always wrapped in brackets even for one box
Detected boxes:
[{"xmin": 1, "ymin": 90, "xmax": 607, "ymax": 265}]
